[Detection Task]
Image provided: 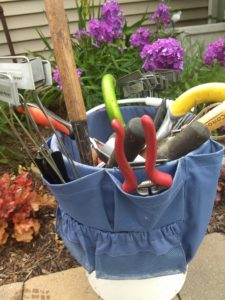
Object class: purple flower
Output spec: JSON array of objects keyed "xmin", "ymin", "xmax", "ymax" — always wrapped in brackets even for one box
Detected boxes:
[
  {"xmin": 73, "ymin": 28, "xmax": 89, "ymax": 40},
  {"xmin": 89, "ymin": 19, "xmax": 114, "ymax": 45},
  {"xmin": 77, "ymin": 68, "xmax": 83, "ymax": 78},
  {"xmin": 203, "ymin": 38, "xmax": 225, "ymax": 67},
  {"xmin": 102, "ymin": 0, "xmax": 125, "ymax": 29},
  {"xmin": 118, "ymin": 46, "xmax": 125, "ymax": 53},
  {"xmin": 88, "ymin": 0, "xmax": 124, "ymax": 46},
  {"xmin": 53, "ymin": 66, "xmax": 82, "ymax": 90},
  {"xmin": 129, "ymin": 27, "xmax": 150, "ymax": 49},
  {"xmin": 140, "ymin": 38, "xmax": 185, "ymax": 72},
  {"xmin": 150, "ymin": 3, "xmax": 171, "ymax": 28},
  {"xmin": 53, "ymin": 66, "xmax": 62, "ymax": 90},
  {"xmin": 89, "ymin": 19, "xmax": 102, "ymax": 40}
]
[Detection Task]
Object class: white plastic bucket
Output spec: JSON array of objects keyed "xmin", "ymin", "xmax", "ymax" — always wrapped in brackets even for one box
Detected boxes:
[{"xmin": 87, "ymin": 270, "xmax": 187, "ymax": 300}]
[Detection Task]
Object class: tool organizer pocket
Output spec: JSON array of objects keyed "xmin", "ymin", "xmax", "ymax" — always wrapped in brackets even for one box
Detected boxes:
[
  {"xmin": 45, "ymin": 105, "xmax": 224, "ymax": 279},
  {"xmin": 56, "ymin": 207, "xmax": 187, "ymax": 279}
]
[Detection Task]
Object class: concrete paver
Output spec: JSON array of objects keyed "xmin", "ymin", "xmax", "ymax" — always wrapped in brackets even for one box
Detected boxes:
[
  {"xmin": 0, "ymin": 282, "xmax": 23, "ymax": 300},
  {"xmin": 179, "ymin": 233, "xmax": 225, "ymax": 300},
  {"xmin": 23, "ymin": 267, "xmax": 100, "ymax": 300}
]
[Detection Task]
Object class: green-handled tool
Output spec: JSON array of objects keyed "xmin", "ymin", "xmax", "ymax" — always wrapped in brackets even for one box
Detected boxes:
[{"xmin": 101, "ymin": 74, "xmax": 126, "ymax": 127}]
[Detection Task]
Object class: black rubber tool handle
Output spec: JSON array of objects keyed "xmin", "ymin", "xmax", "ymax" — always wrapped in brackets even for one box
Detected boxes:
[
  {"xmin": 106, "ymin": 117, "xmax": 146, "ymax": 168},
  {"xmin": 157, "ymin": 121, "xmax": 210, "ymax": 161}
]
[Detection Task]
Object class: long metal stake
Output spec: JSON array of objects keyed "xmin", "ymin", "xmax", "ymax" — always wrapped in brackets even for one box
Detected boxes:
[{"xmin": 0, "ymin": 6, "xmax": 17, "ymax": 62}]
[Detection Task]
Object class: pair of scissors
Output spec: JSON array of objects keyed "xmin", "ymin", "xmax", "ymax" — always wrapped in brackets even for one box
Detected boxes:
[{"xmin": 112, "ymin": 115, "xmax": 173, "ymax": 194}]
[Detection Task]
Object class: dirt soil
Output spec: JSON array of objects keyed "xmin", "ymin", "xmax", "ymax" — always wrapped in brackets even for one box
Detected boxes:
[
  {"xmin": 208, "ymin": 201, "xmax": 225, "ymax": 234},
  {"xmin": 0, "ymin": 205, "xmax": 79, "ymax": 286}
]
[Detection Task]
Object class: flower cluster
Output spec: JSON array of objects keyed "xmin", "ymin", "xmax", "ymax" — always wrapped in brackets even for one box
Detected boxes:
[
  {"xmin": 53, "ymin": 66, "xmax": 82, "ymax": 90},
  {"xmin": 140, "ymin": 37, "xmax": 184, "ymax": 72},
  {"xmin": 72, "ymin": 28, "xmax": 89, "ymax": 40},
  {"xmin": 150, "ymin": 3, "xmax": 171, "ymax": 28},
  {"xmin": 203, "ymin": 38, "xmax": 225, "ymax": 68},
  {"xmin": 129, "ymin": 27, "xmax": 151, "ymax": 49},
  {"xmin": 53, "ymin": 1, "xmax": 183, "ymax": 91},
  {"xmin": 88, "ymin": 0, "xmax": 125, "ymax": 46}
]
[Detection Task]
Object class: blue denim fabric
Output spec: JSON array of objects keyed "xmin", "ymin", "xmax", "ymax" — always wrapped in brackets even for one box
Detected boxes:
[{"xmin": 44, "ymin": 106, "xmax": 224, "ymax": 279}]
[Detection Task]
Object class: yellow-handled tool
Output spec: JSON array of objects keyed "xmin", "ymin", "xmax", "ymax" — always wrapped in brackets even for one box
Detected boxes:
[
  {"xmin": 157, "ymin": 100, "xmax": 225, "ymax": 160},
  {"xmin": 197, "ymin": 101, "xmax": 225, "ymax": 131},
  {"xmin": 157, "ymin": 82, "xmax": 225, "ymax": 141}
]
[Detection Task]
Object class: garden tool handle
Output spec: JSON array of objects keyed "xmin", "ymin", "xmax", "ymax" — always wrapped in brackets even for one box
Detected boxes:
[
  {"xmin": 198, "ymin": 100, "xmax": 225, "ymax": 131},
  {"xmin": 35, "ymin": 151, "xmax": 64, "ymax": 184},
  {"xmin": 17, "ymin": 104, "xmax": 73, "ymax": 137},
  {"xmin": 157, "ymin": 121, "xmax": 210, "ymax": 161},
  {"xmin": 157, "ymin": 100, "xmax": 225, "ymax": 161},
  {"xmin": 44, "ymin": 0, "xmax": 93, "ymax": 165},
  {"xmin": 170, "ymin": 82, "xmax": 225, "ymax": 118},
  {"xmin": 112, "ymin": 119, "xmax": 137, "ymax": 193},
  {"xmin": 141, "ymin": 115, "xmax": 172, "ymax": 187},
  {"xmin": 153, "ymin": 99, "xmax": 167, "ymax": 131},
  {"xmin": 106, "ymin": 117, "xmax": 146, "ymax": 168},
  {"xmin": 102, "ymin": 74, "xmax": 125, "ymax": 126},
  {"xmin": 157, "ymin": 82, "xmax": 225, "ymax": 141}
]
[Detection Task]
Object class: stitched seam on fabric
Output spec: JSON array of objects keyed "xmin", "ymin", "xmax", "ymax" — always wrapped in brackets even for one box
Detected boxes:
[
  {"xmin": 55, "ymin": 185, "xmax": 111, "ymax": 196},
  {"xmin": 61, "ymin": 218, "xmax": 181, "ymax": 243}
]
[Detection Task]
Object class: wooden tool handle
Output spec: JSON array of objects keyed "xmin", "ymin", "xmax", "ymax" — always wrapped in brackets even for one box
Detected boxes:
[
  {"xmin": 44, "ymin": 0, "xmax": 86, "ymax": 122},
  {"xmin": 44, "ymin": 0, "xmax": 93, "ymax": 165}
]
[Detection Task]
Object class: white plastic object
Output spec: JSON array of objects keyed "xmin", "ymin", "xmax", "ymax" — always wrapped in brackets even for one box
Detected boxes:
[
  {"xmin": 87, "ymin": 98, "xmax": 173, "ymax": 115},
  {"xmin": 0, "ymin": 56, "xmax": 52, "ymax": 90},
  {"xmin": 0, "ymin": 73, "xmax": 20, "ymax": 105},
  {"xmin": 87, "ymin": 270, "xmax": 187, "ymax": 300},
  {"xmin": 156, "ymin": 110, "xmax": 173, "ymax": 141}
]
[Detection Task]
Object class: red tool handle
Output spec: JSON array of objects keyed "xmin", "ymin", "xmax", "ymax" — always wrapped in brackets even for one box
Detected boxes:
[
  {"xmin": 112, "ymin": 119, "xmax": 137, "ymax": 193},
  {"xmin": 17, "ymin": 104, "xmax": 72, "ymax": 136},
  {"xmin": 141, "ymin": 115, "xmax": 172, "ymax": 187}
]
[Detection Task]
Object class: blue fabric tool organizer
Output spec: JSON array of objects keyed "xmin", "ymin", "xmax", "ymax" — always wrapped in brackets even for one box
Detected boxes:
[{"xmin": 45, "ymin": 105, "xmax": 224, "ymax": 280}]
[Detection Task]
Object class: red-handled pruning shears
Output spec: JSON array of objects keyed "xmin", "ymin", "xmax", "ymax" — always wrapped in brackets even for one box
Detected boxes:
[
  {"xmin": 112, "ymin": 115, "xmax": 173, "ymax": 194},
  {"xmin": 17, "ymin": 103, "xmax": 73, "ymax": 137}
]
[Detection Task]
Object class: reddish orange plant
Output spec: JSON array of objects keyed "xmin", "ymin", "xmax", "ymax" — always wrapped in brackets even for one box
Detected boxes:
[{"xmin": 0, "ymin": 172, "xmax": 54, "ymax": 244}]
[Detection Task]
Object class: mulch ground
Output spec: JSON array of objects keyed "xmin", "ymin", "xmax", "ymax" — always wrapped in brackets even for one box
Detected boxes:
[
  {"xmin": 208, "ymin": 201, "xmax": 225, "ymax": 234},
  {"xmin": 0, "ymin": 205, "xmax": 79, "ymax": 286}
]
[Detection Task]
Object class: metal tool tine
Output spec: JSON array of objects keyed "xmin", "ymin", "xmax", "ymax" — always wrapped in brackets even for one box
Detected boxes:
[
  {"xmin": 10, "ymin": 105, "xmax": 66, "ymax": 183},
  {"xmin": 19, "ymin": 94, "xmax": 52, "ymax": 154},
  {"xmin": 32, "ymin": 90, "xmax": 79, "ymax": 179}
]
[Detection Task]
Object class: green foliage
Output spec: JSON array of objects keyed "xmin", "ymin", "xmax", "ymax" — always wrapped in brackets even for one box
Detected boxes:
[
  {"xmin": 0, "ymin": 103, "xmax": 26, "ymax": 167},
  {"xmin": 73, "ymin": 42, "xmax": 141, "ymax": 108},
  {"xmin": 35, "ymin": 0, "xmax": 180, "ymax": 109}
]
